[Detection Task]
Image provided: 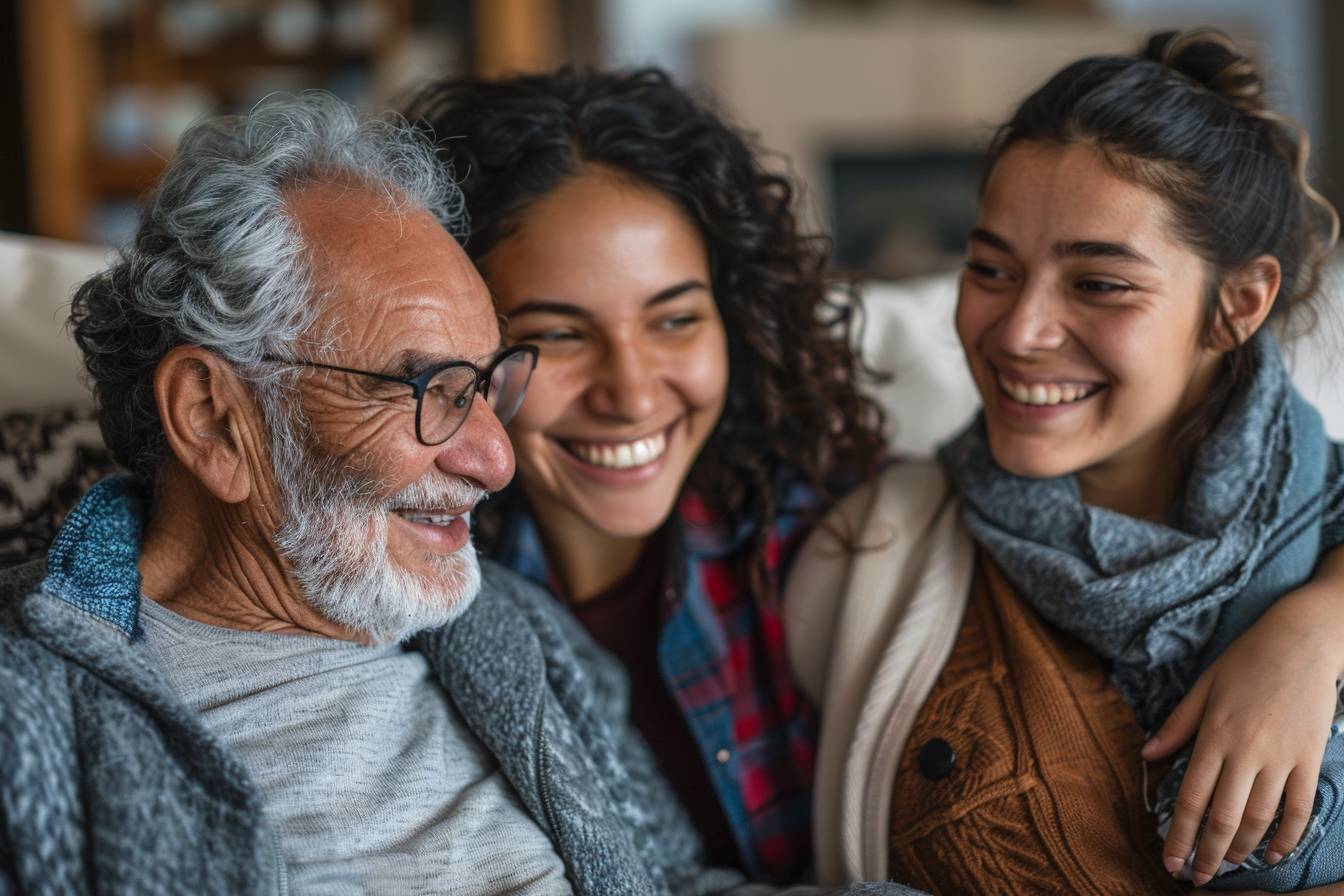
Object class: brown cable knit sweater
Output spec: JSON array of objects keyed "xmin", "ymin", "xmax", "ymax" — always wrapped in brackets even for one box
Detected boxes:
[{"xmin": 888, "ymin": 554, "xmax": 1185, "ymax": 896}]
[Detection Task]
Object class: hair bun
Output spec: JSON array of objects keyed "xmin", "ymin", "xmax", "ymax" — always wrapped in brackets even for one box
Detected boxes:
[{"xmin": 1143, "ymin": 28, "xmax": 1266, "ymax": 115}]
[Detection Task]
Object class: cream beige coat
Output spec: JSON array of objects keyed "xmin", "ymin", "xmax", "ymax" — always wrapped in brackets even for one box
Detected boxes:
[{"xmin": 783, "ymin": 461, "xmax": 974, "ymax": 885}]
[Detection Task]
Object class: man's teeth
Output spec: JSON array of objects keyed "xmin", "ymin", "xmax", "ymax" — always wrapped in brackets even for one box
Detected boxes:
[
  {"xmin": 997, "ymin": 373, "xmax": 1096, "ymax": 406},
  {"xmin": 568, "ymin": 432, "xmax": 667, "ymax": 470},
  {"xmin": 395, "ymin": 511, "xmax": 461, "ymax": 526}
]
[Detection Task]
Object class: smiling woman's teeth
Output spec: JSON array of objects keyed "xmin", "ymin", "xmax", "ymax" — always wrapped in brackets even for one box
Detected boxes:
[
  {"xmin": 567, "ymin": 432, "xmax": 668, "ymax": 470},
  {"xmin": 998, "ymin": 373, "xmax": 1095, "ymax": 406}
]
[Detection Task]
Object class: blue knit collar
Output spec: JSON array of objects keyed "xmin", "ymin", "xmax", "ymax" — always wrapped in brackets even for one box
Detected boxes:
[{"xmin": 39, "ymin": 475, "xmax": 146, "ymax": 640}]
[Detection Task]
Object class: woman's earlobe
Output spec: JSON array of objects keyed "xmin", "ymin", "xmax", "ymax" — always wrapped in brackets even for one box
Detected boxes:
[{"xmin": 153, "ymin": 345, "xmax": 254, "ymax": 504}]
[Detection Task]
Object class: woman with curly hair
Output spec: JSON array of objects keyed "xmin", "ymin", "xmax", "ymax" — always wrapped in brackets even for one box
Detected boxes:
[{"xmin": 403, "ymin": 68, "xmax": 885, "ymax": 880}]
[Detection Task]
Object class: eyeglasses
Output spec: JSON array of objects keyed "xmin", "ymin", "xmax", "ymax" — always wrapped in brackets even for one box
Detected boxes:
[{"xmin": 261, "ymin": 344, "xmax": 538, "ymax": 446}]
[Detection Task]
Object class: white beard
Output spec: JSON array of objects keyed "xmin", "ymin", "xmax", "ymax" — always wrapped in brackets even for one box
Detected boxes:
[{"xmin": 266, "ymin": 409, "xmax": 484, "ymax": 645}]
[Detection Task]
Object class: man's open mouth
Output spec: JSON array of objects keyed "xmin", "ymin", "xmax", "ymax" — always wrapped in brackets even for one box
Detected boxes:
[{"xmin": 391, "ymin": 509, "xmax": 467, "ymax": 526}]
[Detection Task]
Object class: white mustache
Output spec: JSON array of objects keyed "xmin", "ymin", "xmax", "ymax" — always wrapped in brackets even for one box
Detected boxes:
[{"xmin": 380, "ymin": 475, "xmax": 487, "ymax": 515}]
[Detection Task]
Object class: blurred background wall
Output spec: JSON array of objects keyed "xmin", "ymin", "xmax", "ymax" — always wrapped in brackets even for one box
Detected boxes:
[{"xmin": 2, "ymin": 0, "xmax": 1337, "ymax": 281}]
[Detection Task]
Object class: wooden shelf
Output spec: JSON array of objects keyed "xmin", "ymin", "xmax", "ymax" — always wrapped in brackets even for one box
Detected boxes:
[
  {"xmin": 90, "ymin": 153, "xmax": 168, "ymax": 198},
  {"xmin": 18, "ymin": 0, "xmax": 570, "ymax": 243},
  {"xmin": 17, "ymin": 0, "xmax": 417, "ymax": 242}
]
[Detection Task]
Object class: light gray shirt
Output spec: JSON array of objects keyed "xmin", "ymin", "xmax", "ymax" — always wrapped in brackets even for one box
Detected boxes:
[{"xmin": 140, "ymin": 598, "xmax": 572, "ymax": 896}]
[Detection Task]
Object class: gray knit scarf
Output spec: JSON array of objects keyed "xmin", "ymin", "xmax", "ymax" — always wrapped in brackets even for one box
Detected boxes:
[{"xmin": 939, "ymin": 330, "xmax": 1344, "ymax": 728}]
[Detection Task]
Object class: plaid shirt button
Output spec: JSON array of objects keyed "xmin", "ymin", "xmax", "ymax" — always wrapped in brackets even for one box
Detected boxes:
[{"xmin": 716, "ymin": 748, "xmax": 731, "ymax": 764}]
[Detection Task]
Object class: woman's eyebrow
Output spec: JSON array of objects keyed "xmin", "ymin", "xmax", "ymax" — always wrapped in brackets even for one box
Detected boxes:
[
  {"xmin": 645, "ymin": 279, "xmax": 710, "ymax": 307},
  {"xmin": 504, "ymin": 280, "xmax": 711, "ymax": 318},
  {"xmin": 504, "ymin": 300, "xmax": 590, "ymax": 319},
  {"xmin": 969, "ymin": 226, "xmax": 1156, "ymax": 267},
  {"xmin": 1055, "ymin": 240, "xmax": 1156, "ymax": 266},
  {"xmin": 969, "ymin": 227, "xmax": 1013, "ymax": 253}
]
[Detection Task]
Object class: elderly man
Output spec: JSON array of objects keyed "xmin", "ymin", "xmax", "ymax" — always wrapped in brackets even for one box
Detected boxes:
[{"xmin": 0, "ymin": 94, "xmax": 921, "ymax": 896}]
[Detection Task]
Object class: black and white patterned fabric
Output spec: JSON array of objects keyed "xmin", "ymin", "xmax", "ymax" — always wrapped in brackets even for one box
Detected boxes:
[{"xmin": 0, "ymin": 406, "xmax": 121, "ymax": 568}]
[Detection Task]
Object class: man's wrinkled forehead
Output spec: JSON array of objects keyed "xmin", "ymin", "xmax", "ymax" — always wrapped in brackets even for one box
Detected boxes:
[
  {"xmin": 283, "ymin": 179, "xmax": 499, "ymax": 360},
  {"xmin": 283, "ymin": 179, "xmax": 461, "ymax": 276}
]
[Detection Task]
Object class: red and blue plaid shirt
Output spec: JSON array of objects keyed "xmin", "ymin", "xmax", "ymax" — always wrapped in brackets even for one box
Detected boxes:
[{"xmin": 490, "ymin": 478, "xmax": 823, "ymax": 883}]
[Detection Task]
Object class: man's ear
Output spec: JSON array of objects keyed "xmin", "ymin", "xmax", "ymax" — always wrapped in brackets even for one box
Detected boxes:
[
  {"xmin": 1213, "ymin": 254, "xmax": 1281, "ymax": 350},
  {"xmin": 154, "ymin": 345, "xmax": 261, "ymax": 504}
]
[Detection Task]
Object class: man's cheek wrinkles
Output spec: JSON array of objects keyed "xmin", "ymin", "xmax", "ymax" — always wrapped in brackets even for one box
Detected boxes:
[
  {"xmin": 329, "ymin": 412, "xmax": 409, "ymax": 458},
  {"xmin": 299, "ymin": 402, "xmax": 364, "ymax": 439}
]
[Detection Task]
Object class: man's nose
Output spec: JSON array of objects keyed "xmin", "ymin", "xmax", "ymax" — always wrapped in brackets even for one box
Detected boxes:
[{"xmin": 432, "ymin": 395, "xmax": 515, "ymax": 493}]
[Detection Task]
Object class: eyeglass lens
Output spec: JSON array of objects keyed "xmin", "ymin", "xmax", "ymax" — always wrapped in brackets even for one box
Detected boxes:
[
  {"xmin": 420, "ymin": 366, "xmax": 478, "ymax": 445},
  {"xmin": 419, "ymin": 351, "xmax": 535, "ymax": 445},
  {"xmin": 486, "ymin": 351, "xmax": 533, "ymax": 424}
]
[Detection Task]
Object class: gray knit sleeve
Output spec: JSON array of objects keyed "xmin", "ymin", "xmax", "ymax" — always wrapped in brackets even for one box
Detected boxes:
[
  {"xmin": 0, "ymin": 837, "xmax": 13, "ymax": 896},
  {"xmin": 608, "ymin": 718, "xmax": 748, "ymax": 896}
]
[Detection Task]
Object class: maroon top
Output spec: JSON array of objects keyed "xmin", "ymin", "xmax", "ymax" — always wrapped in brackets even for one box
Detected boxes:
[{"xmin": 567, "ymin": 535, "xmax": 741, "ymax": 869}]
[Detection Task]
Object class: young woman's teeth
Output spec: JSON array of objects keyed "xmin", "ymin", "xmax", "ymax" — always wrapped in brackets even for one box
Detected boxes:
[
  {"xmin": 568, "ymin": 432, "xmax": 667, "ymax": 469},
  {"xmin": 395, "ymin": 510, "xmax": 461, "ymax": 526},
  {"xmin": 998, "ymin": 374, "xmax": 1094, "ymax": 406}
]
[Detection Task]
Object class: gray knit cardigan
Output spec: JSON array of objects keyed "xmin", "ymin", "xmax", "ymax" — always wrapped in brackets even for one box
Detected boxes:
[{"xmin": 0, "ymin": 479, "xmax": 920, "ymax": 896}]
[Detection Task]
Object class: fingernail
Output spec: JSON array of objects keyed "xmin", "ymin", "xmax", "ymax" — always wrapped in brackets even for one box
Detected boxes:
[
  {"xmin": 1141, "ymin": 736, "xmax": 1158, "ymax": 756},
  {"xmin": 1266, "ymin": 850, "xmax": 1284, "ymax": 865},
  {"xmin": 1163, "ymin": 856, "xmax": 1184, "ymax": 875},
  {"xmin": 1193, "ymin": 872, "xmax": 1213, "ymax": 886}
]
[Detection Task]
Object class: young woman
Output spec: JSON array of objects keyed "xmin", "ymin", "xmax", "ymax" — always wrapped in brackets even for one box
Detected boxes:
[
  {"xmin": 403, "ymin": 69, "xmax": 886, "ymax": 880},
  {"xmin": 786, "ymin": 30, "xmax": 1344, "ymax": 893}
]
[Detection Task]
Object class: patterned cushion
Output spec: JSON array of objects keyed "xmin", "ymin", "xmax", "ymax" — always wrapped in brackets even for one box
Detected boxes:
[{"xmin": 0, "ymin": 406, "xmax": 122, "ymax": 568}]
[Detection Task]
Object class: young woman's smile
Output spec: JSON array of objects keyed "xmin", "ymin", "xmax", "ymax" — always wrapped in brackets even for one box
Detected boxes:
[
  {"xmin": 989, "ymin": 362, "xmax": 1109, "ymax": 421},
  {"xmin": 549, "ymin": 417, "xmax": 676, "ymax": 478},
  {"xmin": 482, "ymin": 168, "xmax": 729, "ymax": 557},
  {"xmin": 957, "ymin": 140, "xmax": 1222, "ymax": 514}
]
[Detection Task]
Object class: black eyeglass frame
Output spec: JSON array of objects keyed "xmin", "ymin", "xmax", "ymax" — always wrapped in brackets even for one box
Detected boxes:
[{"xmin": 260, "ymin": 343, "xmax": 539, "ymax": 446}]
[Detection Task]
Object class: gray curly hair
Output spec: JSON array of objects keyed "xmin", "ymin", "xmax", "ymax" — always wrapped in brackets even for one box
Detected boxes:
[{"xmin": 69, "ymin": 90, "xmax": 466, "ymax": 486}]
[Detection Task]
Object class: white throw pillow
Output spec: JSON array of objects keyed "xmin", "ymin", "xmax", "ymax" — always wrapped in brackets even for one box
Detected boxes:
[
  {"xmin": 857, "ymin": 275, "xmax": 978, "ymax": 457},
  {"xmin": 0, "ymin": 232, "xmax": 109, "ymax": 412}
]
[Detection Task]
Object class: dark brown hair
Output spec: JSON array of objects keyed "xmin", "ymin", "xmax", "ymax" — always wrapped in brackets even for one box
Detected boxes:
[
  {"xmin": 404, "ymin": 67, "xmax": 886, "ymax": 600},
  {"xmin": 984, "ymin": 28, "xmax": 1339, "ymax": 446}
]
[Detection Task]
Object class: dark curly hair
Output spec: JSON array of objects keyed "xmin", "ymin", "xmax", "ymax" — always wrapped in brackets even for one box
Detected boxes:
[{"xmin": 404, "ymin": 67, "xmax": 886, "ymax": 600}]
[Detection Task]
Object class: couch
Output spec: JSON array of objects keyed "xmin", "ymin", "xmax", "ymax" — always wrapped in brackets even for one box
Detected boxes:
[
  {"xmin": 0, "ymin": 234, "xmax": 120, "ymax": 564},
  {"xmin": 4, "ymin": 230, "xmax": 1344, "ymax": 565}
]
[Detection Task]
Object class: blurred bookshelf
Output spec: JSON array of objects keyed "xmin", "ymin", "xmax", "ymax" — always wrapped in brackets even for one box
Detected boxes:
[{"xmin": 15, "ymin": 0, "xmax": 582, "ymax": 246}]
